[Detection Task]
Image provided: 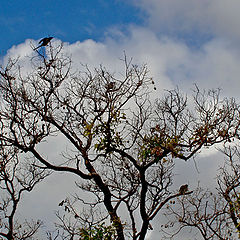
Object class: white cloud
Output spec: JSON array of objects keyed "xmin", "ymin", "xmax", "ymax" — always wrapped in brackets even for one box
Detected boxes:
[
  {"xmin": 3, "ymin": 1, "xmax": 240, "ymax": 97},
  {"xmin": 133, "ymin": 0, "xmax": 240, "ymax": 43},
  {"xmin": 4, "ymin": 25, "xmax": 240, "ymax": 98}
]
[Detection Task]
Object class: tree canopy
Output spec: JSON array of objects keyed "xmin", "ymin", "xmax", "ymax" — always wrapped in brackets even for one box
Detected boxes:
[{"xmin": 0, "ymin": 44, "xmax": 240, "ymax": 239}]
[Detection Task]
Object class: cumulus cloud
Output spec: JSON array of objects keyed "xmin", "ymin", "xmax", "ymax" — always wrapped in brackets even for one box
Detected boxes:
[
  {"xmin": 133, "ymin": 0, "xmax": 240, "ymax": 43},
  {"xmin": 4, "ymin": 27, "xmax": 240, "ymax": 100}
]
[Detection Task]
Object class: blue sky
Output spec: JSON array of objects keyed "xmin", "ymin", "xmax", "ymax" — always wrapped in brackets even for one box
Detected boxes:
[
  {"xmin": 1, "ymin": 0, "xmax": 219, "ymax": 56},
  {"xmin": 0, "ymin": 0, "xmax": 144, "ymax": 54}
]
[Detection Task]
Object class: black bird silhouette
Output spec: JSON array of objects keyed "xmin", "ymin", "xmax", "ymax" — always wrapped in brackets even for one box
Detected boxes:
[
  {"xmin": 34, "ymin": 37, "xmax": 53, "ymax": 50},
  {"xmin": 179, "ymin": 184, "xmax": 188, "ymax": 194}
]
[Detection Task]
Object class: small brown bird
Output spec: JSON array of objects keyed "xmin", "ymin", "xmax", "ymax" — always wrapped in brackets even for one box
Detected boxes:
[
  {"xmin": 105, "ymin": 82, "xmax": 116, "ymax": 92},
  {"xmin": 179, "ymin": 184, "xmax": 188, "ymax": 194},
  {"xmin": 34, "ymin": 37, "xmax": 53, "ymax": 50}
]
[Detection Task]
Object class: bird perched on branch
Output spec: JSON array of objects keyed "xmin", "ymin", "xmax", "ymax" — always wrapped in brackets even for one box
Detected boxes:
[
  {"xmin": 105, "ymin": 82, "xmax": 116, "ymax": 92},
  {"xmin": 179, "ymin": 184, "xmax": 188, "ymax": 194},
  {"xmin": 34, "ymin": 37, "xmax": 53, "ymax": 50}
]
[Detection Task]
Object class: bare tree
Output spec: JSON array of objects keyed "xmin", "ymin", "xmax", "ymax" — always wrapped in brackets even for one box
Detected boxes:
[
  {"xmin": 164, "ymin": 187, "xmax": 234, "ymax": 239},
  {"xmin": 0, "ymin": 44, "xmax": 239, "ymax": 239},
  {"xmin": 0, "ymin": 143, "xmax": 48, "ymax": 239},
  {"xmin": 217, "ymin": 145, "xmax": 240, "ymax": 238},
  {"xmin": 164, "ymin": 144, "xmax": 240, "ymax": 240}
]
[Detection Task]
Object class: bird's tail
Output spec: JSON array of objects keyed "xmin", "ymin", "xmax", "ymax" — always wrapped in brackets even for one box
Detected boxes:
[{"xmin": 33, "ymin": 45, "xmax": 41, "ymax": 51}]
